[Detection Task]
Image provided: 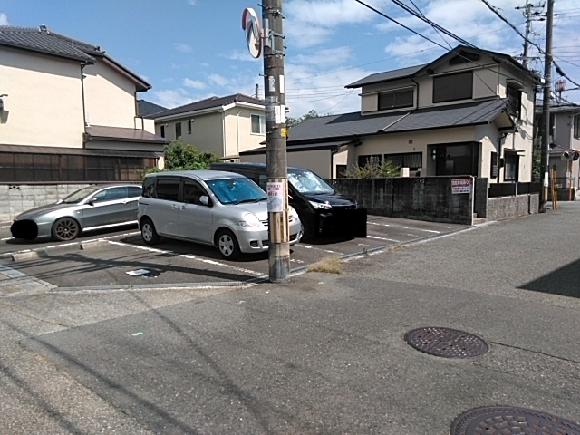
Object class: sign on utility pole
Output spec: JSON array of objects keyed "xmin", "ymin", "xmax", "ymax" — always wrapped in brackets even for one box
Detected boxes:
[{"xmin": 242, "ymin": 1, "xmax": 290, "ymax": 283}]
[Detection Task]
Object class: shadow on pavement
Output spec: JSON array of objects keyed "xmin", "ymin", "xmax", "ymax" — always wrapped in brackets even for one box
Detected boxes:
[
  {"xmin": 6, "ymin": 224, "xmax": 138, "ymax": 246},
  {"xmin": 519, "ymin": 257, "xmax": 580, "ymax": 298}
]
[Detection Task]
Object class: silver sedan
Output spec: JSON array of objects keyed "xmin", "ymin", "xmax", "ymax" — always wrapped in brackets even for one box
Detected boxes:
[{"xmin": 10, "ymin": 184, "xmax": 142, "ymax": 241}]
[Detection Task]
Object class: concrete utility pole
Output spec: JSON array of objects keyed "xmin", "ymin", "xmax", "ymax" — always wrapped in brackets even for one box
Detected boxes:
[
  {"xmin": 263, "ymin": 0, "xmax": 290, "ymax": 282},
  {"xmin": 540, "ymin": 0, "xmax": 554, "ymax": 211}
]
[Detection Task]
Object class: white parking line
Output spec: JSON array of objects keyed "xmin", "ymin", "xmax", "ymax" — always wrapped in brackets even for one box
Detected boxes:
[
  {"xmin": 368, "ymin": 221, "xmax": 441, "ymax": 234},
  {"xmin": 366, "ymin": 235, "xmax": 402, "ymax": 243},
  {"xmin": 1, "ymin": 237, "xmax": 12, "ymax": 241},
  {"xmin": 301, "ymin": 245, "xmax": 340, "ymax": 255},
  {"xmin": 107, "ymin": 240, "xmax": 264, "ymax": 277}
]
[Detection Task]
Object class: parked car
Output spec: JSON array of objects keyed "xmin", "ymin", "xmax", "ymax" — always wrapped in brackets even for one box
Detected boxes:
[
  {"xmin": 210, "ymin": 162, "xmax": 367, "ymax": 239},
  {"xmin": 10, "ymin": 184, "xmax": 142, "ymax": 241},
  {"xmin": 138, "ymin": 170, "xmax": 302, "ymax": 259}
]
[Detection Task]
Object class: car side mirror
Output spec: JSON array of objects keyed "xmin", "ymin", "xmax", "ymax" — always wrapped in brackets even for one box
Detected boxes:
[
  {"xmin": 87, "ymin": 199, "xmax": 95, "ymax": 206},
  {"xmin": 199, "ymin": 196, "xmax": 210, "ymax": 207}
]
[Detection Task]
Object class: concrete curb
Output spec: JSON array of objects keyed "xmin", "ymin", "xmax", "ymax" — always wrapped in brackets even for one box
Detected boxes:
[
  {"xmin": 80, "ymin": 239, "xmax": 111, "ymax": 250},
  {"xmin": 11, "ymin": 250, "xmax": 44, "ymax": 263}
]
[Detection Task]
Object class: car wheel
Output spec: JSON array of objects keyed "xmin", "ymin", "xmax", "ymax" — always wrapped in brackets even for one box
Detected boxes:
[
  {"xmin": 52, "ymin": 217, "xmax": 80, "ymax": 241},
  {"xmin": 140, "ymin": 217, "xmax": 160, "ymax": 245},
  {"xmin": 216, "ymin": 229, "xmax": 241, "ymax": 259}
]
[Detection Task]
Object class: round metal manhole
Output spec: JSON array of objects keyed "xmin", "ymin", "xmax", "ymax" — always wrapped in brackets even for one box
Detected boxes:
[
  {"xmin": 404, "ymin": 327, "xmax": 488, "ymax": 359},
  {"xmin": 451, "ymin": 406, "xmax": 580, "ymax": 435}
]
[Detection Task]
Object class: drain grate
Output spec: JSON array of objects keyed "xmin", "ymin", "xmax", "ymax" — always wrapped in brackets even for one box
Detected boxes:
[
  {"xmin": 451, "ymin": 406, "xmax": 580, "ymax": 435},
  {"xmin": 404, "ymin": 327, "xmax": 488, "ymax": 358}
]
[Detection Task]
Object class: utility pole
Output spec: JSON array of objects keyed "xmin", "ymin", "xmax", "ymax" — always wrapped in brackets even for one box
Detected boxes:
[
  {"xmin": 516, "ymin": 2, "xmax": 545, "ymax": 68},
  {"xmin": 540, "ymin": 0, "xmax": 554, "ymax": 211},
  {"xmin": 263, "ymin": 0, "xmax": 290, "ymax": 282}
]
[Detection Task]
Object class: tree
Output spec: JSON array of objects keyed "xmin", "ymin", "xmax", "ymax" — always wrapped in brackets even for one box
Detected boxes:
[
  {"xmin": 163, "ymin": 140, "xmax": 219, "ymax": 170},
  {"xmin": 286, "ymin": 110, "xmax": 323, "ymax": 128},
  {"xmin": 345, "ymin": 159, "xmax": 400, "ymax": 179}
]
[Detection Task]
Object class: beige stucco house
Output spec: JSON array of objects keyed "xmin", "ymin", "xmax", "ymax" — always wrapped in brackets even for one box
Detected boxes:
[
  {"xmin": 241, "ymin": 45, "xmax": 538, "ymax": 181},
  {"xmin": 535, "ymin": 103, "xmax": 580, "ymax": 195},
  {"xmin": 150, "ymin": 94, "xmax": 266, "ymax": 160},
  {"xmin": 0, "ymin": 25, "xmax": 167, "ymax": 183}
]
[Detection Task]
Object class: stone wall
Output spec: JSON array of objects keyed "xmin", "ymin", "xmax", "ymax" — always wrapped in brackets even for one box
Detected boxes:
[
  {"xmin": 487, "ymin": 193, "xmax": 539, "ymax": 221},
  {"xmin": 328, "ymin": 177, "xmax": 474, "ymax": 225},
  {"xmin": 0, "ymin": 183, "xmax": 101, "ymax": 222}
]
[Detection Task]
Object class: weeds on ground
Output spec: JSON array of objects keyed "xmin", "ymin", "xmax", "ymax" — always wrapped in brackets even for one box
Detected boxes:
[{"xmin": 307, "ymin": 257, "xmax": 343, "ymax": 274}]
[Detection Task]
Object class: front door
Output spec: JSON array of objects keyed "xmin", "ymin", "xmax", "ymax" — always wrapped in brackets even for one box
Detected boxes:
[
  {"xmin": 178, "ymin": 179, "xmax": 213, "ymax": 243},
  {"xmin": 430, "ymin": 142, "xmax": 480, "ymax": 176}
]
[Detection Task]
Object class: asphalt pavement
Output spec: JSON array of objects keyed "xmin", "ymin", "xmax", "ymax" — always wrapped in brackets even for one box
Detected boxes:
[{"xmin": 1, "ymin": 206, "xmax": 580, "ymax": 434}]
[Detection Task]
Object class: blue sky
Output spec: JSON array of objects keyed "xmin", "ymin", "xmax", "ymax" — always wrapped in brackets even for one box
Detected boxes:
[{"xmin": 1, "ymin": 0, "xmax": 579, "ymax": 116}]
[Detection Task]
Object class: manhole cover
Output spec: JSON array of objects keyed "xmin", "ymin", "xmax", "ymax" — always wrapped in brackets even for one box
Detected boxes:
[
  {"xmin": 451, "ymin": 406, "xmax": 580, "ymax": 435},
  {"xmin": 404, "ymin": 327, "xmax": 488, "ymax": 358}
]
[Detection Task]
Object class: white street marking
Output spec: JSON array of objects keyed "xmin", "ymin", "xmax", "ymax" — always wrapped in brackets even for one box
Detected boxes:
[
  {"xmin": 1, "ymin": 237, "xmax": 12, "ymax": 241},
  {"xmin": 368, "ymin": 221, "xmax": 441, "ymax": 234},
  {"xmin": 367, "ymin": 235, "xmax": 402, "ymax": 243},
  {"xmin": 301, "ymin": 245, "xmax": 340, "ymax": 255},
  {"xmin": 107, "ymin": 240, "xmax": 263, "ymax": 277}
]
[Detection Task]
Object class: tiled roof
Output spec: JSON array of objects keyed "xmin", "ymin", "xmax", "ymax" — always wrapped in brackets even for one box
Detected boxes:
[
  {"xmin": 286, "ymin": 98, "xmax": 510, "ymax": 145},
  {"xmin": 85, "ymin": 125, "xmax": 168, "ymax": 144},
  {"xmin": 138, "ymin": 100, "xmax": 168, "ymax": 118},
  {"xmin": 0, "ymin": 25, "xmax": 150, "ymax": 90},
  {"xmin": 345, "ymin": 64, "xmax": 426, "ymax": 89},
  {"xmin": 150, "ymin": 94, "xmax": 265, "ymax": 119}
]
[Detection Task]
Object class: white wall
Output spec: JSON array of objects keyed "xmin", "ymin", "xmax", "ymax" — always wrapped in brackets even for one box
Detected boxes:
[
  {"xmin": 0, "ymin": 47, "xmax": 84, "ymax": 148},
  {"xmin": 83, "ymin": 60, "xmax": 137, "ymax": 128},
  {"xmin": 224, "ymin": 108, "xmax": 266, "ymax": 157}
]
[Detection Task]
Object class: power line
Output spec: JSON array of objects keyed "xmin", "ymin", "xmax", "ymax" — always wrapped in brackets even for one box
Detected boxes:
[{"xmin": 479, "ymin": 0, "xmax": 580, "ymax": 89}]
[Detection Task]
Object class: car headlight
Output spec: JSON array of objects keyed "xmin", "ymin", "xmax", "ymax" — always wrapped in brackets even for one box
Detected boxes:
[
  {"xmin": 237, "ymin": 213, "xmax": 262, "ymax": 228},
  {"xmin": 309, "ymin": 200, "xmax": 332, "ymax": 209}
]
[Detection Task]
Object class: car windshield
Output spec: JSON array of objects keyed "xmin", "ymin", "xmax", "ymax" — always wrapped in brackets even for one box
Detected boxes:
[
  {"xmin": 206, "ymin": 178, "xmax": 267, "ymax": 205},
  {"xmin": 288, "ymin": 169, "xmax": 334, "ymax": 195},
  {"xmin": 61, "ymin": 186, "xmax": 102, "ymax": 204}
]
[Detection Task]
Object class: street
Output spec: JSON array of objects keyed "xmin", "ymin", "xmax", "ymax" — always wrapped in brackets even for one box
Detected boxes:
[{"xmin": 0, "ymin": 205, "xmax": 579, "ymax": 433}]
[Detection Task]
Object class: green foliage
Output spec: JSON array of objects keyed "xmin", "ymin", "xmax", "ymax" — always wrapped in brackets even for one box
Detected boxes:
[
  {"xmin": 345, "ymin": 159, "xmax": 400, "ymax": 179},
  {"xmin": 163, "ymin": 140, "xmax": 219, "ymax": 170},
  {"xmin": 286, "ymin": 110, "xmax": 323, "ymax": 128}
]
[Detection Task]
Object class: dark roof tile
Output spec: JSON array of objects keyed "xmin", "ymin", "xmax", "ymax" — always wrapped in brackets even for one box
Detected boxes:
[{"xmin": 151, "ymin": 93, "xmax": 265, "ymax": 118}]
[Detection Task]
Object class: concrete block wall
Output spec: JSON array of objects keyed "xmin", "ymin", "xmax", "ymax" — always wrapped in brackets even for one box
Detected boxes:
[
  {"xmin": 329, "ymin": 177, "xmax": 474, "ymax": 225},
  {"xmin": 487, "ymin": 193, "xmax": 539, "ymax": 221},
  {"xmin": 0, "ymin": 184, "xmax": 97, "ymax": 222}
]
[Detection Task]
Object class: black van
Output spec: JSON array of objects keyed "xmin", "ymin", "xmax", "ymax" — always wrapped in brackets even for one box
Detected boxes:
[{"xmin": 210, "ymin": 162, "xmax": 367, "ymax": 239}]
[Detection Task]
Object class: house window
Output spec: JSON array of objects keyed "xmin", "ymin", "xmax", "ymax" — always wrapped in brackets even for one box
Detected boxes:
[
  {"xmin": 504, "ymin": 151, "xmax": 519, "ymax": 181},
  {"xmin": 490, "ymin": 151, "xmax": 498, "ymax": 179},
  {"xmin": 175, "ymin": 122, "xmax": 182, "ymax": 139},
  {"xmin": 251, "ymin": 114, "xmax": 265, "ymax": 134},
  {"xmin": 574, "ymin": 115, "xmax": 580, "ymax": 139},
  {"xmin": 383, "ymin": 152, "xmax": 422, "ymax": 170},
  {"xmin": 433, "ymin": 71, "xmax": 473, "ymax": 103},
  {"xmin": 188, "ymin": 119, "xmax": 192, "ymax": 135},
  {"xmin": 378, "ymin": 88, "xmax": 414, "ymax": 111},
  {"xmin": 160, "ymin": 125, "xmax": 165, "ymax": 138},
  {"xmin": 358, "ymin": 154, "xmax": 382, "ymax": 167},
  {"xmin": 507, "ymin": 83, "xmax": 522, "ymax": 120}
]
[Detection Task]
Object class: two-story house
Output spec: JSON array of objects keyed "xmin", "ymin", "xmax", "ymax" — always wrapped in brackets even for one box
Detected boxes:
[
  {"xmin": 240, "ymin": 45, "xmax": 538, "ymax": 181},
  {"xmin": 0, "ymin": 25, "xmax": 167, "ymax": 183},
  {"xmin": 535, "ymin": 102, "xmax": 580, "ymax": 195},
  {"xmin": 150, "ymin": 94, "xmax": 266, "ymax": 161}
]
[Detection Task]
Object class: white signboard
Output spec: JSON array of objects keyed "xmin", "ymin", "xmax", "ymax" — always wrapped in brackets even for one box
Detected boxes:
[
  {"xmin": 451, "ymin": 178, "xmax": 472, "ymax": 194},
  {"xmin": 266, "ymin": 181, "xmax": 285, "ymax": 212}
]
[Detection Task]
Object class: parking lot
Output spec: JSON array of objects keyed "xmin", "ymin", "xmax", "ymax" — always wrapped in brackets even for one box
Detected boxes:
[{"xmin": 0, "ymin": 217, "xmax": 465, "ymax": 295}]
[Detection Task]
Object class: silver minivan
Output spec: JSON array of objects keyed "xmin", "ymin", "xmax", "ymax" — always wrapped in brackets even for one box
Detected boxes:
[{"xmin": 138, "ymin": 170, "xmax": 302, "ymax": 259}]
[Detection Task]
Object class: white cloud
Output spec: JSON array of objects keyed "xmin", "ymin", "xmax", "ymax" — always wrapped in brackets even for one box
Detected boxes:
[
  {"xmin": 208, "ymin": 73, "xmax": 229, "ymax": 87},
  {"xmin": 151, "ymin": 89, "xmax": 192, "ymax": 108},
  {"xmin": 293, "ymin": 46, "xmax": 353, "ymax": 66},
  {"xmin": 225, "ymin": 50, "xmax": 261, "ymax": 63},
  {"xmin": 187, "ymin": 0, "xmax": 197, "ymax": 5},
  {"xmin": 0, "ymin": 13, "xmax": 8, "ymax": 25},
  {"xmin": 183, "ymin": 78, "xmax": 207, "ymax": 89},
  {"xmin": 285, "ymin": 0, "xmax": 388, "ymax": 47},
  {"xmin": 174, "ymin": 43, "xmax": 193, "ymax": 53}
]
